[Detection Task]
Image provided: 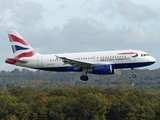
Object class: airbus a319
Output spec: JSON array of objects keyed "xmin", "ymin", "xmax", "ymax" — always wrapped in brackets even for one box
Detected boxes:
[{"xmin": 6, "ymin": 30, "xmax": 156, "ymax": 81}]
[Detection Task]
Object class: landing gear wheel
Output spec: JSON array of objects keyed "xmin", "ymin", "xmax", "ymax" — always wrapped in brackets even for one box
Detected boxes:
[
  {"xmin": 80, "ymin": 75, "xmax": 89, "ymax": 81},
  {"xmin": 84, "ymin": 76, "xmax": 89, "ymax": 81},
  {"xmin": 132, "ymin": 74, "xmax": 136, "ymax": 78},
  {"xmin": 80, "ymin": 75, "xmax": 85, "ymax": 80}
]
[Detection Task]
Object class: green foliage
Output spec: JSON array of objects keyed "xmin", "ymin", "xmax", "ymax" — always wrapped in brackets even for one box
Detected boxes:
[
  {"xmin": 78, "ymin": 93, "xmax": 108, "ymax": 120},
  {"xmin": 107, "ymin": 98, "xmax": 131, "ymax": 120},
  {"xmin": 0, "ymin": 87, "xmax": 159, "ymax": 119},
  {"xmin": 49, "ymin": 96, "xmax": 67, "ymax": 119},
  {"xmin": 127, "ymin": 104, "xmax": 155, "ymax": 120},
  {"xmin": 14, "ymin": 102, "xmax": 30, "ymax": 120}
]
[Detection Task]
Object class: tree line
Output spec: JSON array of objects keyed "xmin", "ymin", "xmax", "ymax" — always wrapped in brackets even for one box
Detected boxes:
[{"xmin": 0, "ymin": 68, "xmax": 160, "ymax": 90}]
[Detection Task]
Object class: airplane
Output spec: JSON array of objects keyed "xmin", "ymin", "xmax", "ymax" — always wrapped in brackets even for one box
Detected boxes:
[{"xmin": 5, "ymin": 30, "xmax": 156, "ymax": 81}]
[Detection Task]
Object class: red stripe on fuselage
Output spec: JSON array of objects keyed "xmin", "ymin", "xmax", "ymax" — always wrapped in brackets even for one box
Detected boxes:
[
  {"xmin": 15, "ymin": 51, "xmax": 35, "ymax": 60},
  {"xmin": 8, "ymin": 34, "xmax": 28, "ymax": 46},
  {"xmin": 119, "ymin": 52, "xmax": 136, "ymax": 55}
]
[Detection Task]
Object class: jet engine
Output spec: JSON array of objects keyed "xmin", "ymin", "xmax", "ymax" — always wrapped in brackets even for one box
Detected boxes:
[{"xmin": 88, "ymin": 64, "xmax": 115, "ymax": 75}]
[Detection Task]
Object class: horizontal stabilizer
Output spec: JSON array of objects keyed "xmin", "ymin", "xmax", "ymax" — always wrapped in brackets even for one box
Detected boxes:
[{"xmin": 5, "ymin": 58, "xmax": 28, "ymax": 65}]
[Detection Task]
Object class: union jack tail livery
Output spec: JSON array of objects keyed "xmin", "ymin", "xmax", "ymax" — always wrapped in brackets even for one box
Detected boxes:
[
  {"xmin": 6, "ymin": 30, "xmax": 37, "ymax": 65},
  {"xmin": 8, "ymin": 30, "xmax": 36, "ymax": 60}
]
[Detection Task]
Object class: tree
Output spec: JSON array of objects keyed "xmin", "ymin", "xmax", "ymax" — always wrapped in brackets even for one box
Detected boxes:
[
  {"xmin": 14, "ymin": 102, "xmax": 30, "ymax": 120},
  {"xmin": 78, "ymin": 93, "xmax": 109, "ymax": 120},
  {"xmin": 127, "ymin": 104, "xmax": 155, "ymax": 120},
  {"xmin": 49, "ymin": 96, "xmax": 68, "ymax": 120},
  {"xmin": 107, "ymin": 98, "xmax": 131, "ymax": 120},
  {"xmin": 0, "ymin": 94, "xmax": 17, "ymax": 119}
]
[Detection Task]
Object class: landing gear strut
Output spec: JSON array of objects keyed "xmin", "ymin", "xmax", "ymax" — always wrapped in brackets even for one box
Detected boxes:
[
  {"xmin": 80, "ymin": 71, "xmax": 89, "ymax": 81},
  {"xmin": 132, "ymin": 68, "xmax": 136, "ymax": 78}
]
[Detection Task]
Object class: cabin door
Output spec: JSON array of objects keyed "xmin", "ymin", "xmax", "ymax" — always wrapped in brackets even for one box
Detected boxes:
[{"xmin": 37, "ymin": 56, "xmax": 42, "ymax": 66}]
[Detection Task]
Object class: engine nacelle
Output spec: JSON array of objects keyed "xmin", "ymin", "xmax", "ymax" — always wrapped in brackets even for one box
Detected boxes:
[{"xmin": 88, "ymin": 64, "xmax": 114, "ymax": 75}]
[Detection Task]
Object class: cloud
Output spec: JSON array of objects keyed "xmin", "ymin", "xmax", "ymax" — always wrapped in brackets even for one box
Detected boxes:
[
  {"xmin": 0, "ymin": 0, "xmax": 43, "ymax": 27},
  {"xmin": 2, "ymin": 14, "xmax": 158, "ymax": 53},
  {"xmin": 0, "ymin": 0, "xmax": 16, "ymax": 12},
  {"xmin": 59, "ymin": 5, "xmax": 65, "ymax": 9},
  {"xmin": 123, "ymin": 25, "xmax": 153, "ymax": 43},
  {"xmin": 98, "ymin": 0, "xmax": 158, "ymax": 22},
  {"xmin": 118, "ymin": 0, "xmax": 158, "ymax": 22},
  {"xmin": 10, "ymin": 1, "xmax": 44, "ymax": 26},
  {"xmin": 19, "ymin": 17, "xmax": 156, "ymax": 53}
]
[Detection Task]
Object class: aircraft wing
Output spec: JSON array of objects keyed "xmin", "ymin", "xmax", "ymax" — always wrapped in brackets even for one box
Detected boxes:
[{"xmin": 55, "ymin": 55, "xmax": 95, "ymax": 70}]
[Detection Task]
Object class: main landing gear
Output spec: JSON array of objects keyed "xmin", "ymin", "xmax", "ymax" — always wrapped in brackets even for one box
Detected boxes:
[
  {"xmin": 80, "ymin": 75, "xmax": 89, "ymax": 81},
  {"xmin": 80, "ymin": 71, "xmax": 89, "ymax": 81},
  {"xmin": 132, "ymin": 68, "xmax": 136, "ymax": 78}
]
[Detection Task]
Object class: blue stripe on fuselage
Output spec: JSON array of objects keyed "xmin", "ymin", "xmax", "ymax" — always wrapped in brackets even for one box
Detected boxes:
[
  {"xmin": 114, "ymin": 61, "xmax": 155, "ymax": 69},
  {"xmin": 37, "ymin": 66, "xmax": 82, "ymax": 72},
  {"xmin": 36, "ymin": 62, "xmax": 155, "ymax": 72}
]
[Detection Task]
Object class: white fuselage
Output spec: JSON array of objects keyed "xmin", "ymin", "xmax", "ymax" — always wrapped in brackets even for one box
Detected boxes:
[{"xmin": 15, "ymin": 50, "xmax": 156, "ymax": 72}]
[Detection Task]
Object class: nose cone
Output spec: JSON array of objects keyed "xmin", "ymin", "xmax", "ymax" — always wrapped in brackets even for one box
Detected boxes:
[{"xmin": 148, "ymin": 56, "xmax": 156, "ymax": 64}]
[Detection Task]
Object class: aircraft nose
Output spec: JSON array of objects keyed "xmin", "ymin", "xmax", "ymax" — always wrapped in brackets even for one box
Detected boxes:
[{"xmin": 149, "ymin": 56, "xmax": 156, "ymax": 63}]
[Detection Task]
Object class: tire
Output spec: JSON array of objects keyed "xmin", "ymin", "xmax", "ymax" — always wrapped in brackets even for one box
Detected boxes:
[{"xmin": 132, "ymin": 74, "xmax": 136, "ymax": 78}]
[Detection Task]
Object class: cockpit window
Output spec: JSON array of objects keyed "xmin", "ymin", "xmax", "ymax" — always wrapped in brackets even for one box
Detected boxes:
[{"xmin": 141, "ymin": 54, "xmax": 149, "ymax": 57}]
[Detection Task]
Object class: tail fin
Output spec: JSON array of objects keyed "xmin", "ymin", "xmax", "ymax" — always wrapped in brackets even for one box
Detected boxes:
[{"xmin": 7, "ymin": 30, "xmax": 36, "ymax": 60}]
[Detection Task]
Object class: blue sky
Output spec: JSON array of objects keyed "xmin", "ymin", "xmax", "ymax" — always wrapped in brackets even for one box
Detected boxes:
[{"xmin": 0, "ymin": 0, "xmax": 160, "ymax": 70}]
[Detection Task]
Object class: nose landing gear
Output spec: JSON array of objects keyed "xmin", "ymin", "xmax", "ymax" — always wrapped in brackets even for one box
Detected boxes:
[{"xmin": 132, "ymin": 68, "xmax": 136, "ymax": 78}]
